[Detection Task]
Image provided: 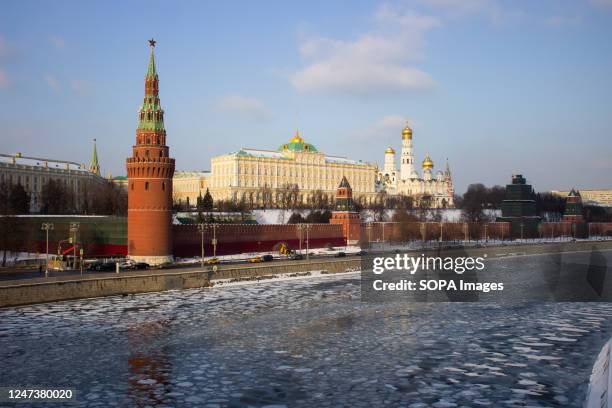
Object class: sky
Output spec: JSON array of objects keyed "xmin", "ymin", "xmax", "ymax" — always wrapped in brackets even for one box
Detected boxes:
[{"xmin": 0, "ymin": 0, "xmax": 611, "ymax": 194}]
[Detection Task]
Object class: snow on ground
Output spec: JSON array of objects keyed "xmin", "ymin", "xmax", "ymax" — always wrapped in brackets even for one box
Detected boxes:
[{"xmin": 175, "ymin": 245, "xmax": 363, "ymax": 265}]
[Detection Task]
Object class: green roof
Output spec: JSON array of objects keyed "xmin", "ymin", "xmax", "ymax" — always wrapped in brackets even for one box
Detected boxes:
[
  {"xmin": 146, "ymin": 45, "xmax": 157, "ymax": 78},
  {"xmin": 278, "ymin": 141, "xmax": 318, "ymax": 153},
  {"xmin": 137, "ymin": 44, "xmax": 165, "ymax": 131}
]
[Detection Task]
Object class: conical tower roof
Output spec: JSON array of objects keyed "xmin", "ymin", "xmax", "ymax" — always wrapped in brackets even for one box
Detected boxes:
[
  {"xmin": 146, "ymin": 39, "xmax": 157, "ymax": 77},
  {"xmin": 90, "ymin": 138, "xmax": 100, "ymax": 175},
  {"xmin": 339, "ymin": 175, "xmax": 351, "ymax": 189}
]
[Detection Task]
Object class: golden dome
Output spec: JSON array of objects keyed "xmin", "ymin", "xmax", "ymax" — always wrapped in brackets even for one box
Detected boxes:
[
  {"xmin": 290, "ymin": 130, "xmax": 304, "ymax": 144},
  {"xmin": 402, "ymin": 124, "xmax": 412, "ymax": 140},
  {"xmin": 385, "ymin": 147, "xmax": 395, "ymax": 154},
  {"xmin": 422, "ymin": 154, "xmax": 434, "ymax": 170}
]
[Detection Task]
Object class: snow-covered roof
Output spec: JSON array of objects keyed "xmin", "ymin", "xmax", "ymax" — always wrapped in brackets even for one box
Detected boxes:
[
  {"xmin": 0, "ymin": 153, "xmax": 89, "ymax": 172},
  {"xmin": 174, "ymin": 171, "xmax": 210, "ymax": 178},
  {"xmin": 325, "ymin": 156, "xmax": 367, "ymax": 165},
  {"xmin": 235, "ymin": 148, "xmax": 288, "ymax": 159}
]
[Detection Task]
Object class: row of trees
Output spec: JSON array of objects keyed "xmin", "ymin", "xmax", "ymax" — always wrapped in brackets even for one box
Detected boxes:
[{"xmin": 0, "ymin": 180, "xmax": 127, "ymax": 216}]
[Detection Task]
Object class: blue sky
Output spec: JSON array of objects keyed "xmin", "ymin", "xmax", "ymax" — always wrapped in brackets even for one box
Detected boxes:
[{"xmin": 1, "ymin": 0, "xmax": 611, "ymax": 193}]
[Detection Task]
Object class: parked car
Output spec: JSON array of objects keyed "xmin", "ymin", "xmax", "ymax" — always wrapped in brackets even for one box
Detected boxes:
[
  {"xmin": 132, "ymin": 262, "xmax": 149, "ymax": 270},
  {"xmin": 335, "ymin": 252, "xmax": 346, "ymax": 258},
  {"xmin": 248, "ymin": 256, "xmax": 263, "ymax": 263},
  {"xmin": 290, "ymin": 253, "xmax": 304, "ymax": 260},
  {"xmin": 206, "ymin": 257, "xmax": 219, "ymax": 265},
  {"xmin": 356, "ymin": 250, "xmax": 368, "ymax": 256},
  {"xmin": 262, "ymin": 254, "xmax": 274, "ymax": 262},
  {"xmin": 94, "ymin": 262, "xmax": 116, "ymax": 272}
]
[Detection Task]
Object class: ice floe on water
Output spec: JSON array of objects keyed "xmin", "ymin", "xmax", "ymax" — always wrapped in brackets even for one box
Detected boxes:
[{"xmin": 0, "ymin": 272, "xmax": 612, "ymax": 407}]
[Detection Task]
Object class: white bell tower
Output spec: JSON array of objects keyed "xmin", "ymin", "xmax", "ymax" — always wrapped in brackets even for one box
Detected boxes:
[{"xmin": 399, "ymin": 123, "xmax": 415, "ymax": 180}]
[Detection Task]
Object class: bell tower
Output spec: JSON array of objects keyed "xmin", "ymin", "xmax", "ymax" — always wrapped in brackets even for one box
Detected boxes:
[{"xmin": 126, "ymin": 39, "xmax": 175, "ymax": 265}]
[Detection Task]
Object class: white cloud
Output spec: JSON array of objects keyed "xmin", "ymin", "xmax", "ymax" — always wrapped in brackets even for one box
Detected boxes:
[
  {"xmin": 49, "ymin": 35, "xmax": 65, "ymax": 49},
  {"xmin": 45, "ymin": 74, "xmax": 60, "ymax": 91},
  {"xmin": 354, "ymin": 115, "xmax": 413, "ymax": 140},
  {"xmin": 291, "ymin": 4, "xmax": 439, "ymax": 95},
  {"xmin": 0, "ymin": 69, "xmax": 8, "ymax": 88},
  {"xmin": 217, "ymin": 95, "xmax": 272, "ymax": 121}
]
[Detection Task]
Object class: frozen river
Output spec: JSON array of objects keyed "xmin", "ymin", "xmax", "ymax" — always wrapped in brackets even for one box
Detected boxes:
[{"xmin": 1, "ymin": 254, "xmax": 612, "ymax": 407}]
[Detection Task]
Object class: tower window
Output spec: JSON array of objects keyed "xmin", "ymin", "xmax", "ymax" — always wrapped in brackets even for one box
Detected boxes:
[
  {"xmin": 162, "ymin": 182, "xmax": 165, "ymax": 191},
  {"xmin": 131, "ymin": 183, "xmax": 134, "ymax": 190},
  {"xmin": 145, "ymin": 181, "xmax": 149, "ymax": 190}
]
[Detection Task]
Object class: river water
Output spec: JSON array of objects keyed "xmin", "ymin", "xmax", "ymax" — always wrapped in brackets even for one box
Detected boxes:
[{"xmin": 1, "ymin": 255, "xmax": 612, "ymax": 407}]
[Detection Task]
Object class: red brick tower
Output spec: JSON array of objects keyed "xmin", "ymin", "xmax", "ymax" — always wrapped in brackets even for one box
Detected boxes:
[
  {"xmin": 330, "ymin": 176, "xmax": 361, "ymax": 245},
  {"xmin": 126, "ymin": 39, "xmax": 175, "ymax": 265}
]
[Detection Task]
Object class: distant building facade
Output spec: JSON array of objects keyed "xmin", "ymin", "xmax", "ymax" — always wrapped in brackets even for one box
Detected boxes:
[
  {"xmin": 172, "ymin": 171, "xmax": 210, "ymax": 208},
  {"xmin": 376, "ymin": 125, "xmax": 454, "ymax": 208},
  {"xmin": 552, "ymin": 189, "xmax": 612, "ymax": 207},
  {"xmin": 0, "ymin": 143, "xmax": 106, "ymax": 212},
  {"xmin": 208, "ymin": 131, "xmax": 378, "ymax": 208}
]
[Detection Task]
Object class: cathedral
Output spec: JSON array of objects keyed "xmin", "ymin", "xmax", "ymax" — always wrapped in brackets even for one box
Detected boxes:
[{"xmin": 376, "ymin": 124, "xmax": 454, "ymax": 208}]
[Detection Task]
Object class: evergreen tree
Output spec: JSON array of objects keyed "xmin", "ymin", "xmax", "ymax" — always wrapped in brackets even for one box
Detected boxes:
[
  {"xmin": 9, "ymin": 184, "xmax": 30, "ymax": 214},
  {"xmin": 202, "ymin": 188, "xmax": 213, "ymax": 211}
]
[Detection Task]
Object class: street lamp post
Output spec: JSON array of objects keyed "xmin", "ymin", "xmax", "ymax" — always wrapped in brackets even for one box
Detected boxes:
[
  {"xmin": 211, "ymin": 224, "xmax": 219, "ymax": 257},
  {"xmin": 484, "ymin": 223, "xmax": 488, "ymax": 243},
  {"xmin": 41, "ymin": 223, "xmax": 54, "ymax": 277},
  {"xmin": 197, "ymin": 223, "xmax": 206, "ymax": 268},
  {"xmin": 296, "ymin": 224, "xmax": 312, "ymax": 259},
  {"xmin": 520, "ymin": 222, "xmax": 525, "ymax": 241},
  {"xmin": 366, "ymin": 222, "xmax": 373, "ymax": 250},
  {"xmin": 70, "ymin": 222, "xmax": 79, "ymax": 270}
]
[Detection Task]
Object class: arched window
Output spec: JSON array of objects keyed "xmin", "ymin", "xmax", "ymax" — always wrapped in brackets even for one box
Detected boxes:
[
  {"xmin": 145, "ymin": 181, "xmax": 149, "ymax": 190},
  {"xmin": 162, "ymin": 182, "xmax": 165, "ymax": 191},
  {"xmin": 145, "ymin": 150, "xmax": 150, "ymax": 158},
  {"xmin": 131, "ymin": 183, "xmax": 134, "ymax": 190},
  {"xmin": 147, "ymin": 137, "xmax": 151, "ymax": 144}
]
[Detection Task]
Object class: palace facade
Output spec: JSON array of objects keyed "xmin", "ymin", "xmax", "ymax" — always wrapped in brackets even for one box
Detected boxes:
[
  {"xmin": 0, "ymin": 141, "xmax": 105, "ymax": 213},
  {"xmin": 208, "ymin": 131, "xmax": 378, "ymax": 207},
  {"xmin": 376, "ymin": 124, "xmax": 454, "ymax": 208},
  {"xmin": 173, "ymin": 171, "xmax": 210, "ymax": 207}
]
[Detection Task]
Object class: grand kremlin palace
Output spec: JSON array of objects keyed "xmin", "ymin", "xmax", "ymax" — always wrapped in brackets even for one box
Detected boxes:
[{"xmin": 206, "ymin": 131, "xmax": 378, "ymax": 207}]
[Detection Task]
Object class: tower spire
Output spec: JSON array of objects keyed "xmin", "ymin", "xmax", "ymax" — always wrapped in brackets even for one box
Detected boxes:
[
  {"xmin": 147, "ymin": 38, "xmax": 157, "ymax": 77},
  {"xmin": 89, "ymin": 138, "xmax": 100, "ymax": 176}
]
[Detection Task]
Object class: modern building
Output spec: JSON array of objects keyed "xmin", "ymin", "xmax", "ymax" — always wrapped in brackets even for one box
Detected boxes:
[
  {"xmin": 172, "ymin": 171, "xmax": 210, "ymax": 208},
  {"xmin": 126, "ymin": 39, "xmax": 175, "ymax": 265},
  {"xmin": 0, "ymin": 140, "xmax": 106, "ymax": 213},
  {"xmin": 376, "ymin": 124, "xmax": 454, "ymax": 208},
  {"xmin": 552, "ymin": 189, "xmax": 612, "ymax": 207},
  {"xmin": 208, "ymin": 130, "xmax": 378, "ymax": 208}
]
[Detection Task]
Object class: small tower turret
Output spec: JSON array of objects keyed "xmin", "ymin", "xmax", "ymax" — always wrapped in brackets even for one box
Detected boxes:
[{"xmin": 89, "ymin": 138, "xmax": 100, "ymax": 176}]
